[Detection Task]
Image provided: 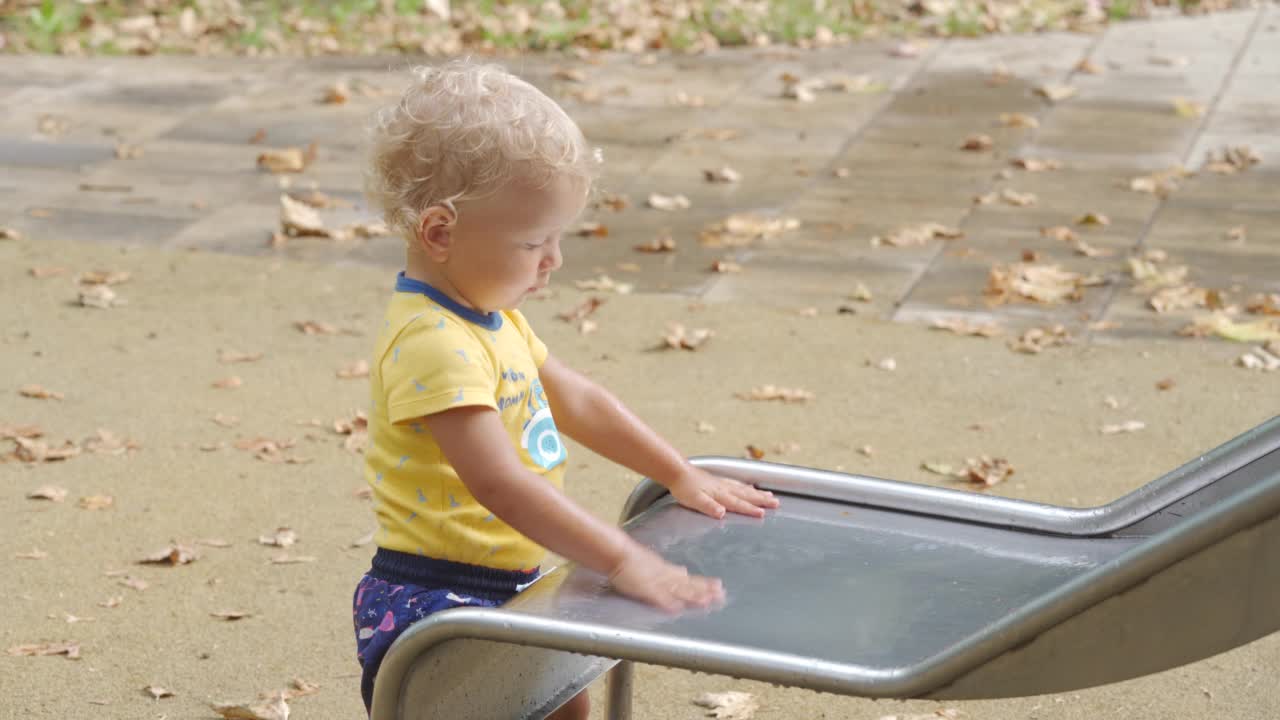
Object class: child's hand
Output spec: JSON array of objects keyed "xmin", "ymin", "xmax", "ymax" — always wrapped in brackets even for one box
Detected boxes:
[
  {"xmin": 666, "ymin": 466, "xmax": 780, "ymax": 520},
  {"xmin": 608, "ymin": 546, "xmax": 724, "ymax": 614}
]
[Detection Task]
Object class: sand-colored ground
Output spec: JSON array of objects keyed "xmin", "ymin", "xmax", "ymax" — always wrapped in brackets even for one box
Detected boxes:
[{"xmin": 2, "ymin": 238, "xmax": 1277, "ymax": 719}]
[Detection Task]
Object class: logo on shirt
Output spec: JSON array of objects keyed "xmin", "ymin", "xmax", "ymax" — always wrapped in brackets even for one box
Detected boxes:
[{"xmin": 520, "ymin": 378, "xmax": 565, "ymax": 470}]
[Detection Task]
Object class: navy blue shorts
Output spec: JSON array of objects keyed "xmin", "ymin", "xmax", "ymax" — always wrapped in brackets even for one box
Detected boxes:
[{"xmin": 352, "ymin": 548, "xmax": 540, "ymax": 714}]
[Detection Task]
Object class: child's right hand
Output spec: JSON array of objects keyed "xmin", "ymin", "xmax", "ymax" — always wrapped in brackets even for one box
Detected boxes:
[{"xmin": 607, "ymin": 546, "xmax": 725, "ymax": 614}]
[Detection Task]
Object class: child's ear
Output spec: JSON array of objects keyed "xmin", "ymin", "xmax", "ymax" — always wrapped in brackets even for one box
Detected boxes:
[{"xmin": 416, "ymin": 205, "xmax": 457, "ymax": 262}]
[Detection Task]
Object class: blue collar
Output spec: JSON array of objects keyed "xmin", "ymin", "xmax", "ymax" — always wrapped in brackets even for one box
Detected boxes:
[{"xmin": 395, "ymin": 272, "xmax": 503, "ymax": 331}]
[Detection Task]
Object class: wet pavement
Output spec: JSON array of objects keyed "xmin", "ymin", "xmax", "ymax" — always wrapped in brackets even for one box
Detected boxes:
[{"xmin": 2, "ymin": 6, "xmax": 1277, "ymax": 340}]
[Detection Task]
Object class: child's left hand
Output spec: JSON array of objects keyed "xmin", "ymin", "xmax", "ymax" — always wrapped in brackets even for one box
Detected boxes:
[{"xmin": 666, "ymin": 466, "xmax": 780, "ymax": 520}]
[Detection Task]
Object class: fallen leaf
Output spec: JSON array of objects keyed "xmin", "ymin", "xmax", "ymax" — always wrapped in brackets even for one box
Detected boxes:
[
  {"xmin": 960, "ymin": 133, "xmax": 993, "ymax": 151},
  {"xmin": 1074, "ymin": 58, "xmax": 1103, "ymax": 75},
  {"xmin": 15, "ymin": 548, "xmax": 47, "ymax": 560},
  {"xmin": 211, "ymin": 610, "xmax": 252, "ymax": 621},
  {"xmin": 1179, "ymin": 314, "xmax": 1280, "ymax": 342},
  {"xmin": 1156, "ymin": 377, "xmax": 1176, "ymax": 391},
  {"xmin": 211, "ymin": 692, "xmax": 290, "ymax": 720},
  {"xmin": 1010, "ymin": 157, "xmax": 1061, "ymax": 172},
  {"xmin": 1035, "ymin": 84, "xmax": 1077, "ymax": 103},
  {"xmin": 663, "ymin": 323, "xmax": 714, "ymax": 350},
  {"xmin": 115, "ymin": 142, "xmax": 144, "ymax": 159},
  {"xmin": 213, "ymin": 413, "xmax": 240, "ymax": 428},
  {"xmin": 6, "ymin": 642, "xmax": 80, "ymax": 660},
  {"xmin": 986, "ymin": 263, "xmax": 1103, "ymax": 305},
  {"xmin": 871, "ymin": 223, "xmax": 962, "ymax": 248},
  {"xmin": 1150, "ymin": 54, "xmax": 1190, "ymax": 67},
  {"xmin": 858, "ymin": 445, "xmax": 874, "ymax": 457},
  {"xmin": 1101, "ymin": 420, "xmax": 1146, "ymax": 435},
  {"xmin": 1225, "ymin": 226, "xmax": 1246, "ymax": 244},
  {"xmin": 922, "ymin": 461, "xmax": 958, "ymax": 477},
  {"xmin": 1, "ymin": 227, "xmax": 22, "ymax": 241},
  {"xmin": 699, "ymin": 214, "xmax": 799, "ymax": 248},
  {"xmin": 19, "ymin": 384, "xmax": 63, "ymax": 400},
  {"xmin": 219, "ymin": 350, "xmax": 264, "ymax": 364},
  {"xmin": 1149, "ymin": 285, "xmax": 1217, "ymax": 314},
  {"xmin": 280, "ymin": 194, "xmax": 329, "ymax": 237},
  {"xmin": 960, "ymin": 456, "xmax": 1015, "ymax": 487},
  {"xmin": 320, "ymin": 81, "xmax": 349, "ymax": 104},
  {"xmin": 213, "ymin": 376, "xmax": 243, "ymax": 390},
  {"xmin": 98, "ymin": 596, "xmax": 123, "ymax": 608},
  {"xmin": 139, "ymin": 543, "xmax": 198, "ymax": 566},
  {"xmin": 1172, "ymin": 98, "xmax": 1206, "ymax": 118},
  {"xmin": 83, "ymin": 429, "xmax": 140, "ymax": 456},
  {"xmin": 294, "ymin": 320, "xmax": 338, "ymax": 335},
  {"xmin": 745, "ymin": 444, "xmax": 765, "ymax": 460},
  {"xmin": 696, "ymin": 421, "xmax": 716, "ymax": 434},
  {"xmin": 1237, "ymin": 347, "xmax": 1280, "ymax": 372},
  {"xmin": 336, "ymin": 360, "xmax": 370, "ymax": 379},
  {"xmin": 1076, "ymin": 212, "xmax": 1110, "ymax": 226},
  {"xmin": 574, "ymin": 276, "xmax": 633, "ymax": 294},
  {"xmin": 78, "ymin": 285, "xmax": 120, "ymax": 309},
  {"xmin": 282, "ymin": 678, "xmax": 321, "ymax": 700},
  {"xmin": 144, "ymin": 685, "xmax": 174, "ymax": 699},
  {"xmin": 1204, "ymin": 145, "xmax": 1260, "ymax": 174},
  {"xmin": 635, "ymin": 234, "xmax": 677, "ymax": 253},
  {"xmin": 77, "ymin": 270, "xmax": 131, "ymax": 286},
  {"xmin": 119, "ymin": 575, "xmax": 149, "ymax": 592},
  {"xmin": 998, "ymin": 112, "xmax": 1039, "ymax": 129},
  {"xmin": 693, "ymin": 690, "xmax": 759, "ymax": 720},
  {"xmin": 999, "ymin": 188, "xmax": 1037, "ymax": 206},
  {"xmin": 1247, "ymin": 294, "xmax": 1280, "ymax": 316},
  {"xmin": 27, "ymin": 485, "xmax": 68, "ymax": 502},
  {"xmin": 1127, "ymin": 258, "xmax": 1188, "ymax": 290},
  {"xmin": 29, "ymin": 266, "xmax": 67, "ymax": 278},
  {"xmin": 257, "ymin": 144, "xmax": 315, "ymax": 174},
  {"xmin": 647, "ymin": 193, "xmax": 691, "ymax": 211},
  {"xmin": 931, "ymin": 317, "xmax": 1002, "ymax": 337},
  {"xmin": 848, "ymin": 283, "xmax": 874, "ymax": 302},
  {"xmin": 889, "ymin": 41, "xmax": 921, "ymax": 58},
  {"xmin": 874, "ymin": 357, "xmax": 897, "ymax": 372},
  {"xmin": 350, "ymin": 528, "xmax": 376, "ymax": 548},
  {"xmin": 78, "ymin": 495, "xmax": 114, "ymax": 510},
  {"xmin": 1040, "ymin": 226, "xmax": 1076, "ymax": 242},
  {"xmin": 574, "ymin": 221, "xmax": 608, "ymax": 238},
  {"xmin": 259, "ymin": 527, "xmax": 298, "ymax": 548},
  {"xmin": 735, "ymin": 386, "xmax": 814, "ymax": 403},
  {"xmin": 703, "ymin": 166, "xmax": 741, "ymax": 183},
  {"xmin": 557, "ymin": 297, "xmax": 606, "ymax": 324},
  {"xmin": 709, "ymin": 260, "xmax": 742, "ymax": 273},
  {"xmin": 270, "ymin": 553, "xmax": 317, "ymax": 564},
  {"xmin": 12, "ymin": 436, "xmax": 81, "ymax": 463},
  {"xmin": 1008, "ymin": 325, "xmax": 1073, "ymax": 354}
]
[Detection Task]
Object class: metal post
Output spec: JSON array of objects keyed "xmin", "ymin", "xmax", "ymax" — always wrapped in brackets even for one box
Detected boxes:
[{"xmin": 605, "ymin": 661, "xmax": 634, "ymax": 720}]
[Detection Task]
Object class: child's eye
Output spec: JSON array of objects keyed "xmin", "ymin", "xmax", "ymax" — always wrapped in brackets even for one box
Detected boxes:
[{"xmin": 523, "ymin": 242, "xmax": 544, "ymax": 250}]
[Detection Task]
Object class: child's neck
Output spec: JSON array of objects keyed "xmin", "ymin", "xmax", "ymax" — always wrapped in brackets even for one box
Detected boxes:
[{"xmin": 403, "ymin": 250, "xmax": 478, "ymax": 311}]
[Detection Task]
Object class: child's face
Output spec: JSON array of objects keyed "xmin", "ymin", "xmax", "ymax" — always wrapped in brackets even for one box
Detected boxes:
[{"xmin": 447, "ymin": 173, "xmax": 587, "ymax": 312}]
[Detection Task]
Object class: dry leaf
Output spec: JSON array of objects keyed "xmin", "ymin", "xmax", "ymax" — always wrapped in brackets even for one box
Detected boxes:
[
  {"xmin": 294, "ymin": 320, "xmax": 339, "ymax": 335},
  {"xmin": 858, "ymin": 445, "xmax": 874, "ymax": 457},
  {"xmin": 703, "ymin": 167, "xmax": 742, "ymax": 183},
  {"xmin": 557, "ymin": 297, "xmax": 606, "ymax": 323},
  {"xmin": 574, "ymin": 276, "xmax": 633, "ymax": 294},
  {"xmin": 663, "ymin": 323, "xmax": 714, "ymax": 350},
  {"xmin": 931, "ymin": 317, "xmax": 1002, "ymax": 337},
  {"xmin": 693, "ymin": 691, "xmax": 759, "ymax": 720},
  {"xmin": 259, "ymin": 527, "xmax": 298, "ymax": 548},
  {"xmin": 19, "ymin": 384, "xmax": 63, "ymax": 400},
  {"xmin": 84, "ymin": 429, "xmax": 140, "ymax": 456},
  {"xmin": 647, "ymin": 193, "xmax": 691, "ymax": 211},
  {"xmin": 1035, "ymin": 84, "xmax": 1077, "ymax": 103},
  {"xmin": 699, "ymin": 214, "xmax": 799, "ymax": 248},
  {"xmin": 213, "ymin": 413, "xmax": 240, "ymax": 428},
  {"xmin": 960, "ymin": 133, "xmax": 993, "ymax": 151},
  {"xmin": 735, "ymin": 386, "xmax": 814, "ymax": 403},
  {"xmin": 1237, "ymin": 347, "xmax": 1280, "ymax": 372},
  {"xmin": 99, "ymin": 596, "xmax": 123, "ymax": 608},
  {"xmin": 282, "ymin": 678, "xmax": 321, "ymax": 700},
  {"xmin": 1127, "ymin": 258, "xmax": 1189, "ymax": 290},
  {"xmin": 1179, "ymin": 314, "xmax": 1280, "ymax": 342},
  {"xmin": 696, "ymin": 421, "xmax": 716, "ymax": 434},
  {"xmin": 998, "ymin": 112, "xmax": 1039, "ymax": 129},
  {"xmin": 1204, "ymin": 145, "xmax": 1260, "ymax": 174},
  {"xmin": 77, "ymin": 270, "xmax": 131, "ymax": 286},
  {"xmin": 280, "ymin": 194, "xmax": 329, "ymax": 237},
  {"xmin": 139, "ymin": 543, "xmax": 199, "ymax": 566},
  {"xmin": 29, "ymin": 266, "xmax": 67, "ymax": 278},
  {"xmin": 1155, "ymin": 377, "xmax": 1176, "ymax": 391},
  {"xmin": 1149, "ymin": 285, "xmax": 1217, "ymax": 314},
  {"xmin": 219, "ymin": 350, "xmax": 264, "ymax": 364},
  {"xmin": 78, "ymin": 284, "xmax": 120, "ymax": 309},
  {"xmin": 211, "ymin": 692, "xmax": 290, "ymax": 720},
  {"xmin": 119, "ymin": 575, "xmax": 148, "ymax": 592},
  {"xmin": 746, "ymin": 444, "xmax": 765, "ymax": 460},
  {"xmin": 961, "ymin": 456, "xmax": 1015, "ymax": 487},
  {"xmin": 13, "ymin": 436, "xmax": 81, "ymax": 463},
  {"xmin": 1, "ymin": 423, "xmax": 44, "ymax": 440},
  {"xmin": 1076, "ymin": 212, "xmax": 1110, "ymax": 227},
  {"xmin": 873, "ymin": 357, "xmax": 897, "ymax": 372},
  {"xmin": 1075, "ymin": 58, "xmax": 1103, "ymax": 75},
  {"xmin": 709, "ymin": 260, "xmax": 742, "ymax": 273},
  {"xmin": 1008, "ymin": 325, "xmax": 1073, "ymax": 354},
  {"xmin": 336, "ymin": 360, "xmax": 370, "ymax": 379},
  {"xmin": 257, "ymin": 144, "xmax": 315, "ymax": 174},
  {"xmin": 27, "ymin": 485, "xmax": 68, "ymax": 502},
  {"xmin": 270, "ymin": 553, "xmax": 318, "ymax": 565},
  {"xmin": 871, "ymin": 223, "xmax": 962, "ymax": 248},
  {"xmin": 635, "ymin": 234, "xmax": 677, "ymax": 253},
  {"xmin": 1, "ymin": 227, "xmax": 23, "ymax": 241},
  {"xmin": 78, "ymin": 495, "xmax": 114, "ymax": 510},
  {"xmin": 1247, "ymin": 294, "xmax": 1280, "ymax": 316},
  {"xmin": 1225, "ymin": 226, "xmax": 1247, "ymax": 244},
  {"xmin": 1101, "ymin": 420, "xmax": 1146, "ymax": 435},
  {"xmin": 999, "ymin": 188, "xmax": 1037, "ymax": 206},
  {"xmin": 213, "ymin": 376, "xmax": 243, "ymax": 389},
  {"xmin": 6, "ymin": 642, "xmax": 80, "ymax": 660},
  {"xmin": 848, "ymin": 283, "xmax": 873, "ymax": 302},
  {"xmin": 574, "ymin": 221, "xmax": 608, "ymax": 238},
  {"xmin": 320, "ymin": 81, "xmax": 349, "ymax": 104},
  {"xmin": 986, "ymin": 263, "xmax": 1102, "ymax": 305},
  {"xmin": 1149, "ymin": 54, "xmax": 1189, "ymax": 67},
  {"xmin": 1172, "ymin": 98, "xmax": 1206, "ymax": 118},
  {"xmin": 1010, "ymin": 157, "xmax": 1061, "ymax": 172},
  {"xmin": 1040, "ymin": 226, "xmax": 1076, "ymax": 242},
  {"xmin": 15, "ymin": 548, "xmax": 48, "ymax": 560},
  {"xmin": 144, "ymin": 685, "xmax": 175, "ymax": 699},
  {"xmin": 211, "ymin": 610, "xmax": 253, "ymax": 621},
  {"xmin": 350, "ymin": 529, "xmax": 376, "ymax": 548}
]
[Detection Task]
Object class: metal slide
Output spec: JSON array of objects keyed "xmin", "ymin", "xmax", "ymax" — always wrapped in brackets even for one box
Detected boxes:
[{"xmin": 370, "ymin": 416, "xmax": 1280, "ymax": 719}]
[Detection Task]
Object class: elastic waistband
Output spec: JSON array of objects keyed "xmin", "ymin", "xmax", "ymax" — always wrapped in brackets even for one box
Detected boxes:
[{"xmin": 369, "ymin": 547, "xmax": 538, "ymax": 599}]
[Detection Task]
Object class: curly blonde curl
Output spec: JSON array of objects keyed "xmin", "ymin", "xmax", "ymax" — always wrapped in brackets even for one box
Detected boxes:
[{"xmin": 365, "ymin": 59, "xmax": 600, "ymax": 242}]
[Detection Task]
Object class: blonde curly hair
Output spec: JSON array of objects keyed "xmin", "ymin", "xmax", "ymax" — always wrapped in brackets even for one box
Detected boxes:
[{"xmin": 365, "ymin": 59, "xmax": 599, "ymax": 242}]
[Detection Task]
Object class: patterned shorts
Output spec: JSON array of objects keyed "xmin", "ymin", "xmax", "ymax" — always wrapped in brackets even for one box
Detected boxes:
[{"xmin": 352, "ymin": 548, "xmax": 540, "ymax": 714}]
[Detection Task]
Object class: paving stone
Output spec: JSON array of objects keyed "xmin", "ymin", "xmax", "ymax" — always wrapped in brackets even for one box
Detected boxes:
[
  {"xmin": 1142, "ymin": 201, "xmax": 1280, "ymax": 255},
  {"xmin": 6, "ymin": 205, "xmax": 195, "ymax": 246},
  {"xmin": 700, "ymin": 250, "xmax": 919, "ymax": 313},
  {"xmin": 0, "ymin": 137, "xmax": 116, "ymax": 170},
  {"xmin": 1020, "ymin": 102, "xmax": 1198, "ymax": 170},
  {"xmin": 928, "ymin": 32, "xmax": 1094, "ymax": 76}
]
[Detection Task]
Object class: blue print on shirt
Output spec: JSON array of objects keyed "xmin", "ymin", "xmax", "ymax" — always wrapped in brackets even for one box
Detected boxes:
[{"xmin": 520, "ymin": 378, "xmax": 565, "ymax": 471}]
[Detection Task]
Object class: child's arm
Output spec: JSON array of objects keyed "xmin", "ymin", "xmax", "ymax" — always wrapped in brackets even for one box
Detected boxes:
[
  {"xmin": 539, "ymin": 354, "xmax": 779, "ymax": 520},
  {"xmin": 423, "ymin": 405, "xmax": 723, "ymax": 613}
]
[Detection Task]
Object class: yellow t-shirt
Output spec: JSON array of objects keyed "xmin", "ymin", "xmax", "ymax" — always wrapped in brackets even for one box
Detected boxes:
[{"xmin": 364, "ymin": 274, "xmax": 567, "ymax": 571}]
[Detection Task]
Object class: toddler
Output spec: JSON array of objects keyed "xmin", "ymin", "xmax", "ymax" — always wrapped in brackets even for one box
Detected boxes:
[{"xmin": 353, "ymin": 59, "xmax": 779, "ymax": 719}]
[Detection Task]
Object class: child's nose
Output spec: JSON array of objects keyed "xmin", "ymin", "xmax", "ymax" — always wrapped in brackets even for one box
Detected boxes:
[{"xmin": 542, "ymin": 238, "xmax": 563, "ymax": 272}]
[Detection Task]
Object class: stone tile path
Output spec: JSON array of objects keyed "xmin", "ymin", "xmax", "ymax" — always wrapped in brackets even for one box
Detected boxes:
[{"xmin": 2, "ymin": 6, "xmax": 1277, "ymax": 341}]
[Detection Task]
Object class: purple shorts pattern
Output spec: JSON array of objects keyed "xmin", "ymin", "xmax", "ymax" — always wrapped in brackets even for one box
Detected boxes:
[{"xmin": 351, "ymin": 548, "xmax": 539, "ymax": 714}]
